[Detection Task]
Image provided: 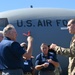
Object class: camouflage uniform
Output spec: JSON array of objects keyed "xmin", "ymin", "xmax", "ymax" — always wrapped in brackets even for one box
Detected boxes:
[
  {"xmin": 54, "ymin": 35, "xmax": 75, "ymax": 75},
  {"xmin": 54, "ymin": 65, "xmax": 62, "ymax": 75}
]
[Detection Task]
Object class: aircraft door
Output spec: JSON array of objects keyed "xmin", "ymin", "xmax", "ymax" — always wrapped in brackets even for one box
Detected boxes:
[{"xmin": 0, "ymin": 18, "xmax": 9, "ymax": 30}]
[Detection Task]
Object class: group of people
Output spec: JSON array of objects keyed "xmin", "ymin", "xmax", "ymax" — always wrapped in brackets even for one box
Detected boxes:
[{"xmin": 0, "ymin": 18, "xmax": 75, "ymax": 75}]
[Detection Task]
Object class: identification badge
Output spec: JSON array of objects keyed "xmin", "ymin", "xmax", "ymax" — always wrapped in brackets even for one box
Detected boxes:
[{"xmin": 24, "ymin": 61, "xmax": 28, "ymax": 65}]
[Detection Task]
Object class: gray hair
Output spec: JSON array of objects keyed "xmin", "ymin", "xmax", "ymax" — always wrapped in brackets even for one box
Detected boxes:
[
  {"xmin": 3, "ymin": 24, "xmax": 15, "ymax": 36},
  {"xmin": 69, "ymin": 19, "xmax": 75, "ymax": 24}
]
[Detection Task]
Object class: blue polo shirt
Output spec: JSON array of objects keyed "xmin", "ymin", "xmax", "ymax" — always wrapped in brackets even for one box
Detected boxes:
[
  {"xmin": 23, "ymin": 58, "xmax": 33, "ymax": 73},
  {"xmin": 0, "ymin": 37, "xmax": 26, "ymax": 70},
  {"xmin": 35, "ymin": 52, "xmax": 58, "ymax": 71}
]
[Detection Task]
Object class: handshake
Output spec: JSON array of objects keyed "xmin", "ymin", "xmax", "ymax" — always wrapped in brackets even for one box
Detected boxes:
[
  {"xmin": 42, "ymin": 62, "xmax": 49, "ymax": 68},
  {"xmin": 49, "ymin": 43, "xmax": 57, "ymax": 50}
]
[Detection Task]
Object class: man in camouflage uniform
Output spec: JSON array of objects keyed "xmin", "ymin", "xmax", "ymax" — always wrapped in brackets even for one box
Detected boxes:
[{"xmin": 50, "ymin": 19, "xmax": 75, "ymax": 75}]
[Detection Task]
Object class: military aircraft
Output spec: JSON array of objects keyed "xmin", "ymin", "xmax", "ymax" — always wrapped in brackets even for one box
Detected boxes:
[{"xmin": 0, "ymin": 8, "xmax": 75, "ymax": 75}]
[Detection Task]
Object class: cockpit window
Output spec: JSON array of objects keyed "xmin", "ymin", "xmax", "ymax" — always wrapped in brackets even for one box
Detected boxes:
[{"xmin": 0, "ymin": 18, "xmax": 8, "ymax": 27}]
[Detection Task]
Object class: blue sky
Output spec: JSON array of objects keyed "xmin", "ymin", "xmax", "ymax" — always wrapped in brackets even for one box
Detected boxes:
[{"xmin": 0, "ymin": 0, "xmax": 75, "ymax": 12}]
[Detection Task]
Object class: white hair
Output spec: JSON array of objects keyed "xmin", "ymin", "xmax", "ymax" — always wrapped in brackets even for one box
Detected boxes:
[{"xmin": 3, "ymin": 24, "xmax": 15, "ymax": 36}]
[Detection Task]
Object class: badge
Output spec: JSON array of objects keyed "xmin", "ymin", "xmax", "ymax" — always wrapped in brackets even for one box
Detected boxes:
[{"xmin": 24, "ymin": 61, "xmax": 28, "ymax": 65}]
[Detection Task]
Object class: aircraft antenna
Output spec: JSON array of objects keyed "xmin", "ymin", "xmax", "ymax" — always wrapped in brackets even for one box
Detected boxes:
[{"xmin": 30, "ymin": 5, "xmax": 33, "ymax": 8}]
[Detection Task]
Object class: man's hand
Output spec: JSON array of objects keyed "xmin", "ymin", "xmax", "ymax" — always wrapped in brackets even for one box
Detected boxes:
[
  {"xmin": 42, "ymin": 62, "xmax": 49, "ymax": 68},
  {"xmin": 20, "ymin": 42, "xmax": 27, "ymax": 47},
  {"xmin": 47, "ymin": 59, "xmax": 53, "ymax": 63},
  {"xmin": 27, "ymin": 36, "xmax": 33, "ymax": 42},
  {"xmin": 20, "ymin": 42, "xmax": 27, "ymax": 50},
  {"xmin": 50, "ymin": 43, "xmax": 57, "ymax": 50}
]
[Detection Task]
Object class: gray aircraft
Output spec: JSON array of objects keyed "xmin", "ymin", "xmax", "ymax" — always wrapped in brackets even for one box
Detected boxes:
[{"xmin": 0, "ymin": 8, "xmax": 75, "ymax": 75}]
